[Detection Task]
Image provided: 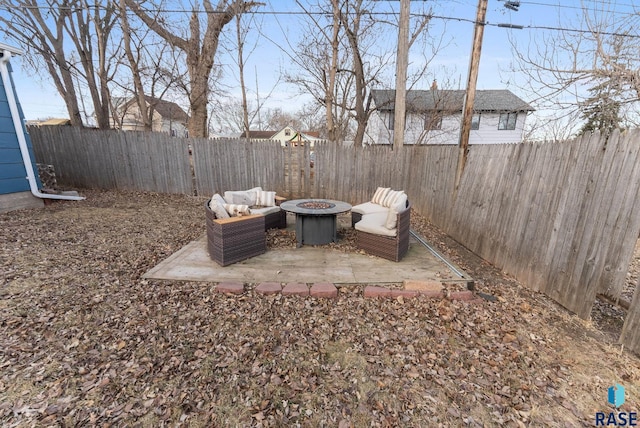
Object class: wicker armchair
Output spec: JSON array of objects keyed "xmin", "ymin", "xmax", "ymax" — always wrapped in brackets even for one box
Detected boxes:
[
  {"xmin": 355, "ymin": 203, "xmax": 411, "ymax": 262},
  {"xmin": 205, "ymin": 201, "xmax": 266, "ymax": 266}
]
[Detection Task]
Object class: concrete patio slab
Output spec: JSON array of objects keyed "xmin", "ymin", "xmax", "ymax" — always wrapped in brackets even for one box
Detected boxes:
[{"xmin": 144, "ymin": 233, "xmax": 472, "ymax": 286}]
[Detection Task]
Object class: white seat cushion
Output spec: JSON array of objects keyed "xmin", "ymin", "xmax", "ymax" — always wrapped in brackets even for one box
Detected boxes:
[
  {"xmin": 249, "ymin": 206, "xmax": 280, "ymax": 216},
  {"xmin": 355, "ymin": 212, "xmax": 397, "ymax": 237},
  {"xmin": 352, "ymin": 202, "xmax": 389, "ymax": 216}
]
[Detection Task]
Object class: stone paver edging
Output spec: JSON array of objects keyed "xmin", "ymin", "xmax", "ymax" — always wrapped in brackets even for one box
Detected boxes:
[{"xmin": 214, "ymin": 280, "xmax": 482, "ymax": 303}]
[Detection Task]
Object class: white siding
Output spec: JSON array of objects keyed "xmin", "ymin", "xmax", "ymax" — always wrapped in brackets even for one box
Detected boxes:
[
  {"xmin": 469, "ymin": 112, "xmax": 526, "ymax": 144},
  {"xmin": 365, "ymin": 110, "xmax": 527, "ymax": 145}
]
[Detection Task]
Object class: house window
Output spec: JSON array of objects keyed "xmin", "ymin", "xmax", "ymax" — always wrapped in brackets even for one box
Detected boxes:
[
  {"xmin": 388, "ymin": 111, "xmax": 395, "ymax": 131},
  {"xmin": 424, "ymin": 112, "xmax": 442, "ymax": 131},
  {"xmin": 285, "ymin": 129, "xmax": 291, "ymax": 136},
  {"xmin": 471, "ymin": 113, "xmax": 481, "ymax": 130},
  {"xmin": 498, "ymin": 112, "xmax": 517, "ymax": 130}
]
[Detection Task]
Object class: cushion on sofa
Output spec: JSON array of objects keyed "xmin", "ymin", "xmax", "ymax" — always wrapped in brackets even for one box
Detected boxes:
[
  {"xmin": 351, "ymin": 201, "xmax": 390, "ymax": 216},
  {"xmin": 380, "ymin": 189, "xmax": 400, "ymax": 208},
  {"xmin": 255, "ymin": 190, "xmax": 276, "ymax": 207},
  {"xmin": 249, "ymin": 206, "xmax": 280, "ymax": 216},
  {"xmin": 212, "ymin": 193, "xmax": 227, "ymax": 207},
  {"xmin": 384, "ymin": 193, "xmax": 409, "ymax": 229},
  {"xmin": 392, "ymin": 192, "xmax": 408, "ymax": 212},
  {"xmin": 355, "ymin": 212, "xmax": 397, "ymax": 237},
  {"xmin": 384, "ymin": 208, "xmax": 398, "ymax": 230},
  {"xmin": 224, "ymin": 190, "xmax": 257, "ymax": 206},
  {"xmin": 371, "ymin": 187, "xmax": 391, "ymax": 205},
  {"xmin": 209, "ymin": 197, "xmax": 230, "ymax": 219},
  {"xmin": 224, "ymin": 203, "xmax": 251, "ymax": 217}
]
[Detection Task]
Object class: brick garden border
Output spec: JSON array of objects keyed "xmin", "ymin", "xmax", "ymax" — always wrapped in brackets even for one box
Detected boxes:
[{"xmin": 214, "ymin": 280, "xmax": 483, "ymax": 303}]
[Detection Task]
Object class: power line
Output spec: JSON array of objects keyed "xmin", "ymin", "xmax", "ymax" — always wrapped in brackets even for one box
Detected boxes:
[
  {"xmin": 2, "ymin": 4, "xmax": 639, "ymax": 39},
  {"xmin": 519, "ymin": 0, "xmax": 638, "ymax": 17},
  {"xmin": 423, "ymin": 14, "xmax": 640, "ymax": 39}
]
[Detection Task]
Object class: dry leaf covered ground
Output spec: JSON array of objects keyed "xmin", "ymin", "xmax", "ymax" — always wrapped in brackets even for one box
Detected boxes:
[{"xmin": 1, "ymin": 189, "xmax": 639, "ymax": 427}]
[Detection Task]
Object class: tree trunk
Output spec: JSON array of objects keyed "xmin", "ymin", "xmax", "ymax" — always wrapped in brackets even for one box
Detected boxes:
[{"xmin": 126, "ymin": 1, "xmax": 261, "ymax": 138}]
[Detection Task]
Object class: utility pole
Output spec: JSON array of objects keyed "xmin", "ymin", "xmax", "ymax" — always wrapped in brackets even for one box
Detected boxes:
[
  {"xmin": 454, "ymin": 0, "xmax": 488, "ymax": 193},
  {"xmin": 392, "ymin": 0, "xmax": 410, "ymax": 150}
]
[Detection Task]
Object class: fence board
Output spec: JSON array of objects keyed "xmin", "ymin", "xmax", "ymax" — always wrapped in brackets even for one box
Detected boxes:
[{"xmin": 621, "ymin": 280, "xmax": 640, "ymax": 351}]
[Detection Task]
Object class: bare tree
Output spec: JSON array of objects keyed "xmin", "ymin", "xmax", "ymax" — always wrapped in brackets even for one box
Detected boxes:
[
  {"xmin": 234, "ymin": 13, "xmax": 250, "ymax": 136},
  {"xmin": 112, "ymin": 1, "xmax": 188, "ymax": 131},
  {"xmin": 510, "ymin": 0, "xmax": 640, "ymax": 137},
  {"xmin": 0, "ymin": 0, "xmax": 119, "ymax": 128},
  {"xmin": 118, "ymin": 0, "xmax": 150, "ymax": 130},
  {"xmin": 0, "ymin": 0, "xmax": 85, "ymax": 125},
  {"xmin": 283, "ymin": 0, "xmax": 434, "ymax": 146},
  {"xmin": 209, "ymin": 97, "xmax": 252, "ymax": 134},
  {"xmin": 125, "ymin": 0, "xmax": 263, "ymax": 138},
  {"xmin": 67, "ymin": 0, "xmax": 118, "ymax": 129}
]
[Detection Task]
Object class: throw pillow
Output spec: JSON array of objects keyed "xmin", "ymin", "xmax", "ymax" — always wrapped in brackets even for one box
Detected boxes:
[
  {"xmin": 224, "ymin": 190, "xmax": 256, "ymax": 206},
  {"xmin": 381, "ymin": 189, "xmax": 400, "ymax": 208},
  {"xmin": 211, "ymin": 193, "xmax": 227, "ymax": 207},
  {"xmin": 209, "ymin": 198, "xmax": 230, "ymax": 219},
  {"xmin": 371, "ymin": 187, "xmax": 391, "ymax": 205},
  {"xmin": 224, "ymin": 203, "xmax": 251, "ymax": 217},
  {"xmin": 384, "ymin": 208, "xmax": 398, "ymax": 230},
  {"xmin": 255, "ymin": 190, "xmax": 276, "ymax": 207},
  {"xmin": 393, "ymin": 192, "xmax": 408, "ymax": 212}
]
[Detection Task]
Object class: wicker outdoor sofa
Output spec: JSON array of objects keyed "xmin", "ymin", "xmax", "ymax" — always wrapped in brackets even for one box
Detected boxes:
[
  {"xmin": 205, "ymin": 187, "xmax": 286, "ymax": 266},
  {"xmin": 220, "ymin": 188, "xmax": 287, "ymax": 231},
  {"xmin": 351, "ymin": 188, "xmax": 411, "ymax": 262}
]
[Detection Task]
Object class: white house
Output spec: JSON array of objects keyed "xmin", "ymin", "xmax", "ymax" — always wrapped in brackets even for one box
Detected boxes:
[
  {"xmin": 113, "ymin": 96, "xmax": 189, "ymax": 137},
  {"xmin": 365, "ymin": 89, "xmax": 534, "ymax": 145}
]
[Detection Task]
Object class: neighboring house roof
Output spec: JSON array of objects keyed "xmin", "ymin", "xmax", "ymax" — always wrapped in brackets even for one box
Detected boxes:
[
  {"xmin": 0, "ymin": 42, "xmax": 23, "ymax": 55},
  {"xmin": 37, "ymin": 118, "xmax": 71, "ymax": 126},
  {"xmin": 371, "ymin": 89, "xmax": 535, "ymax": 113},
  {"xmin": 120, "ymin": 96, "xmax": 189, "ymax": 123},
  {"xmin": 144, "ymin": 96, "xmax": 189, "ymax": 123},
  {"xmin": 242, "ymin": 130, "xmax": 277, "ymax": 139}
]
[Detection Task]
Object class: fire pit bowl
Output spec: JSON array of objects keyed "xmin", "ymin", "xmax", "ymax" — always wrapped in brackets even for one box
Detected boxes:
[{"xmin": 296, "ymin": 201, "xmax": 336, "ymax": 210}]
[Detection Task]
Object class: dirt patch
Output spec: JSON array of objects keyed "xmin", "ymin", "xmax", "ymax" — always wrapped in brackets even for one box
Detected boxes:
[{"xmin": 1, "ymin": 189, "xmax": 639, "ymax": 426}]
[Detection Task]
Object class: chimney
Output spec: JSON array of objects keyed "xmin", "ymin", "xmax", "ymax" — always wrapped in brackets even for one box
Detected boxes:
[{"xmin": 431, "ymin": 79, "xmax": 438, "ymax": 90}]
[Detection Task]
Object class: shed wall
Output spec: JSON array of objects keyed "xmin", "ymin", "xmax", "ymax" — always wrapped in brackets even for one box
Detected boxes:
[{"xmin": 0, "ymin": 61, "xmax": 41, "ymax": 196}]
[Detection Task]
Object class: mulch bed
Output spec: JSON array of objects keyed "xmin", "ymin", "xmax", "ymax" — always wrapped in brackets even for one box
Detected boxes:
[{"xmin": 1, "ymin": 189, "xmax": 639, "ymax": 427}]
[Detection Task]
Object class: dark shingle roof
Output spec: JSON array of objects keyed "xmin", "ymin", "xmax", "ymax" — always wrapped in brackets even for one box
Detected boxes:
[
  {"xmin": 144, "ymin": 96, "xmax": 190, "ymax": 123},
  {"xmin": 242, "ymin": 130, "xmax": 278, "ymax": 139},
  {"xmin": 371, "ymin": 89, "xmax": 534, "ymax": 113}
]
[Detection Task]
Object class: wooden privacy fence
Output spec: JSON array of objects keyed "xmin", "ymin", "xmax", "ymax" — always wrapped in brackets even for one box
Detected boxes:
[
  {"xmin": 446, "ymin": 130, "xmax": 640, "ymax": 353},
  {"xmin": 29, "ymin": 126, "xmax": 315, "ymax": 199},
  {"xmin": 28, "ymin": 125, "xmax": 640, "ymax": 353},
  {"xmin": 29, "ymin": 126, "xmax": 193, "ymax": 194}
]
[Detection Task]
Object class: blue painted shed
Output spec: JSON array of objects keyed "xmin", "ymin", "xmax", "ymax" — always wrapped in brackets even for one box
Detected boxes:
[{"xmin": 0, "ymin": 42, "xmax": 44, "ymax": 212}]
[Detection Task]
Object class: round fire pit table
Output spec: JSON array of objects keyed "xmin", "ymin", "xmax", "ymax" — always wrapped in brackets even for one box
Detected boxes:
[{"xmin": 280, "ymin": 199, "xmax": 352, "ymax": 247}]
